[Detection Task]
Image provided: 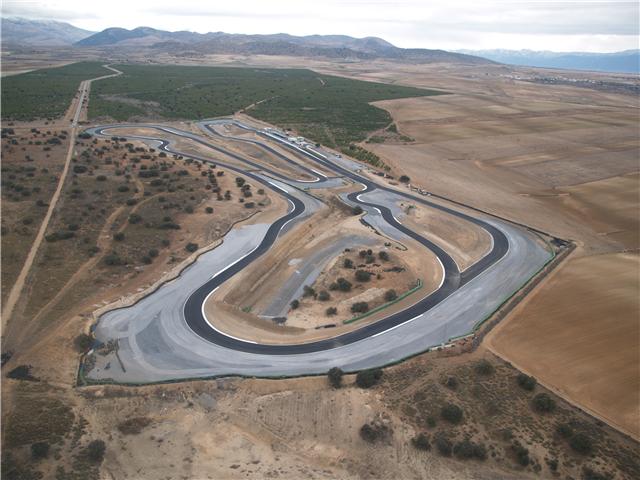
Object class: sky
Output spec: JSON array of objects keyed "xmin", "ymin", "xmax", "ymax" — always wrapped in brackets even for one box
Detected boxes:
[{"xmin": 3, "ymin": 0, "xmax": 639, "ymax": 52}]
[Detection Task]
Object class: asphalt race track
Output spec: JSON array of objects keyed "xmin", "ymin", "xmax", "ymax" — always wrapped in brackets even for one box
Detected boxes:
[{"xmin": 84, "ymin": 120, "xmax": 552, "ymax": 383}]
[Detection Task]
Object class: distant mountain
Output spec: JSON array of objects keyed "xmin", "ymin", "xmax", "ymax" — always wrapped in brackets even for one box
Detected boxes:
[
  {"xmin": 2, "ymin": 17, "xmax": 94, "ymax": 46},
  {"xmin": 458, "ymin": 49, "xmax": 640, "ymax": 74},
  {"xmin": 76, "ymin": 27, "xmax": 492, "ymax": 64}
]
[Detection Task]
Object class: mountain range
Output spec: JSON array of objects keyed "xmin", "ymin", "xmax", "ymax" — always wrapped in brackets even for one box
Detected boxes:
[
  {"xmin": 2, "ymin": 17, "xmax": 94, "ymax": 46},
  {"xmin": 458, "ymin": 49, "xmax": 640, "ymax": 74}
]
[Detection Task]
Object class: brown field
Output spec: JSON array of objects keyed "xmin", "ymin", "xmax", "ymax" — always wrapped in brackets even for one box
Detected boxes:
[{"xmin": 485, "ymin": 252, "xmax": 640, "ymax": 439}]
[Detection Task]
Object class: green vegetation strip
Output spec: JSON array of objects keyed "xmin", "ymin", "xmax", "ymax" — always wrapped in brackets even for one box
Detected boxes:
[
  {"xmin": 343, "ymin": 279, "xmax": 423, "ymax": 325},
  {"xmin": 87, "ymin": 64, "xmax": 443, "ymax": 148},
  {"xmin": 1, "ymin": 62, "xmax": 110, "ymax": 120}
]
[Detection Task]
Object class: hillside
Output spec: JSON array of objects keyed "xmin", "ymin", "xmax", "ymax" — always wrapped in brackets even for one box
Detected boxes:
[{"xmin": 1, "ymin": 17, "xmax": 94, "ymax": 46}]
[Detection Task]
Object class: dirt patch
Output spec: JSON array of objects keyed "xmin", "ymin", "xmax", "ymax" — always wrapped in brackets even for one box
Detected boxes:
[{"xmin": 485, "ymin": 252, "xmax": 640, "ymax": 440}]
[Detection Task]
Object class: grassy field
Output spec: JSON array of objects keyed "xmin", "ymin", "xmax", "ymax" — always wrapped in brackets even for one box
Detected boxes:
[
  {"xmin": 89, "ymin": 64, "xmax": 443, "ymax": 148},
  {"xmin": 1, "ymin": 62, "xmax": 109, "ymax": 121}
]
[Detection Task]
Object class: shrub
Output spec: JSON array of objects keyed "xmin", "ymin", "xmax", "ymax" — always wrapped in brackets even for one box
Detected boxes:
[
  {"xmin": 351, "ymin": 302, "xmax": 369, "ymax": 314},
  {"xmin": 511, "ymin": 441, "xmax": 530, "ymax": 466},
  {"xmin": 318, "ymin": 290, "xmax": 330, "ymax": 301},
  {"xmin": 475, "ymin": 359, "xmax": 494, "ymax": 375},
  {"xmin": 73, "ymin": 165, "xmax": 88, "ymax": 174},
  {"xmin": 205, "ymin": 207, "xmax": 214, "ymax": 214},
  {"xmin": 141, "ymin": 255, "xmax": 152, "ymax": 265},
  {"xmin": 517, "ymin": 373, "xmax": 537, "ymax": 391},
  {"xmin": 126, "ymin": 198, "xmax": 137, "ymax": 206},
  {"xmin": 7, "ymin": 365, "xmax": 37, "ymax": 381},
  {"xmin": 302, "ymin": 285, "xmax": 316, "ymax": 297},
  {"xmin": 444, "ymin": 376, "xmax": 458, "ymax": 390},
  {"xmin": 148, "ymin": 248, "xmax": 159, "ymax": 258},
  {"xmin": 453, "ymin": 439, "xmax": 487, "ymax": 460},
  {"xmin": 384, "ymin": 289, "xmax": 397, "ymax": 302},
  {"xmin": 117, "ymin": 184, "xmax": 130, "ymax": 192},
  {"xmin": 441, "ymin": 403, "xmax": 463, "ymax": 424},
  {"xmin": 113, "ymin": 232, "xmax": 125, "ymax": 241},
  {"xmin": 185, "ymin": 242, "xmax": 198, "ymax": 253},
  {"xmin": 355, "ymin": 368, "xmax": 382, "ymax": 388},
  {"xmin": 556, "ymin": 423, "xmax": 574, "ymax": 439},
  {"xmin": 343, "ymin": 258, "xmax": 354, "ymax": 269},
  {"xmin": 290, "ymin": 299, "xmax": 300, "ymax": 310},
  {"xmin": 86, "ymin": 440, "xmax": 106, "ymax": 463},
  {"xmin": 235, "ymin": 177, "xmax": 245, "ymax": 187},
  {"xmin": 351, "ymin": 205, "xmax": 363, "ymax": 215},
  {"xmin": 331, "ymin": 277, "xmax": 352, "ymax": 292},
  {"xmin": 325, "ymin": 307, "xmax": 337, "ymax": 316},
  {"xmin": 365, "ymin": 254, "xmax": 375, "ymax": 264},
  {"xmin": 96, "ymin": 175, "xmax": 107, "ymax": 181},
  {"xmin": 570, "ymin": 432, "xmax": 593, "ymax": 455},
  {"xmin": 435, "ymin": 434, "xmax": 452, "ymax": 456},
  {"xmin": 74, "ymin": 334, "xmax": 93, "ymax": 353},
  {"xmin": 426, "ymin": 416, "xmax": 437, "ymax": 428},
  {"xmin": 378, "ymin": 251, "xmax": 389, "ymax": 261},
  {"xmin": 117, "ymin": 417, "xmax": 152, "ymax": 435},
  {"xmin": 359, "ymin": 422, "xmax": 390, "ymax": 443},
  {"xmin": 355, "ymin": 270, "xmax": 372, "ymax": 282},
  {"xmin": 328, "ymin": 367, "xmax": 344, "ymax": 388},
  {"xmin": 185, "ymin": 205, "xmax": 194, "ymax": 214},
  {"xmin": 582, "ymin": 467, "xmax": 610, "ymax": 480},
  {"xmin": 128, "ymin": 213, "xmax": 142, "ymax": 224},
  {"xmin": 399, "ymin": 175, "xmax": 410, "ymax": 183},
  {"xmin": 532, "ymin": 393, "xmax": 556, "ymax": 413},
  {"xmin": 411, "ymin": 433, "xmax": 430, "ymax": 451},
  {"xmin": 31, "ymin": 441, "xmax": 50, "ymax": 459}
]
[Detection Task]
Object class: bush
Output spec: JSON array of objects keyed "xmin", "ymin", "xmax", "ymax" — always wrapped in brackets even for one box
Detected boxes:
[
  {"xmin": 411, "ymin": 433, "xmax": 430, "ymax": 451},
  {"xmin": 205, "ymin": 206, "xmax": 214, "ymax": 214},
  {"xmin": 556, "ymin": 422, "xmax": 574, "ymax": 439},
  {"xmin": 343, "ymin": 258, "xmax": 354, "ymax": 269},
  {"xmin": 148, "ymin": 248, "xmax": 159, "ymax": 258},
  {"xmin": 290, "ymin": 299, "xmax": 300, "ymax": 310},
  {"xmin": 73, "ymin": 165, "xmax": 88, "ymax": 174},
  {"xmin": 96, "ymin": 175, "xmax": 107, "ymax": 181},
  {"xmin": 444, "ymin": 376, "xmax": 458, "ymax": 390},
  {"xmin": 434, "ymin": 434, "xmax": 452, "ymax": 456},
  {"xmin": 475, "ymin": 359, "xmax": 494, "ymax": 375},
  {"xmin": 441, "ymin": 403, "xmax": 463, "ymax": 424},
  {"xmin": 74, "ymin": 333, "xmax": 93, "ymax": 353},
  {"xmin": 355, "ymin": 368, "xmax": 383, "ymax": 388},
  {"xmin": 351, "ymin": 205, "xmax": 363, "ymax": 215},
  {"xmin": 328, "ymin": 367, "xmax": 344, "ymax": 388},
  {"xmin": 117, "ymin": 417, "xmax": 152, "ymax": 435},
  {"xmin": 582, "ymin": 467, "xmax": 610, "ymax": 480},
  {"xmin": 141, "ymin": 255, "xmax": 152, "ymax": 265},
  {"xmin": 378, "ymin": 251, "xmax": 389, "ymax": 261},
  {"xmin": 318, "ymin": 290, "xmax": 330, "ymax": 301},
  {"xmin": 532, "ymin": 393, "xmax": 556, "ymax": 413},
  {"xmin": 325, "ymin": 307, "xmax": 337, "ymax": 316},
  {"xmin": 354, "ymin": 270, "xmax": 372, "ymax": 282},
  {"xmin": 331, "ymin": 277, "xmax": 352, "ymax": 292},
  {"xmin": 302, "ymin": 285, "xmax": 316, "ymax": 297},
  {"xmin": 86, "ymin": 440, "xmax": 106, "ymax": 463},
  {"xmin": 399, "ymin": 175, "xmax": 410, "ymax": 183},
  {"xmin": 365, "ymin": 254, "xmax": 375, "ymax": 264},
  {"xmin": 126, "ymin": 198, "xmax": 137, "ymax": 206},
  {"xmin": 512, "ymin": 441, "xmax": 530, "ymax": 466},
  {"xmin": 7, "ymin": 365, "xmax": 37, "ymax": 381},
  {"xmin": 517, "ymin": 373, "xmax": 537, "ymax": 391},
  {"xmin": 351, "ymin": 302, "xmax": 369, "ymax": 314},
  {"xmin": 128, "ymin": 213, "xmax": 143, "ymax": 224},
  {"xmin": 570, "ymin": 432, "xmax": 593, "ymax": 455},
  {"xmin": 384, "ymin": 289, "xmax": 397, "ymax": 302},
  {"xmin": 31, "ymin": 441, "xmax": 50, "ymax": 459},
  {"xmin": 185, "ymin": 205, "xmax": 194, "ymax": 214},
  {"xmin": 185, "ymin": 242, "xmax": 199, "ymax": 253},
  {"xmin": 453, "ymin": 439, "xmax": 487, "ymax": 461},
  {"xmin": 359, "ymin": 422, "xmax": 390, "ymax": 443},
  {"xmin": 113, "ymin": 232, "xmax": 125, "ymax": 241},
  {"xmin": 103, "ymin": 253, "xmax": 124, "ymax": 266},
  {"xmin": 117, "ymin": 184, "xmax": 130, "ymax": 192}
]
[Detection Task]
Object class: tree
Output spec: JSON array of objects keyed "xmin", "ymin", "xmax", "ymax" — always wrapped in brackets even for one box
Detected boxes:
[
  {"xmin": 411, "ymin": 433, "xmax": 430, "ymax": 451},
  {"xmin": 351, "ymin": 205, "xmax": 363, "ymax": 215},
  {"xmin": 31, "ymin": 441, "xmax": 50, "ymax": 459},
  {"xmin": 328, "ymin": 367, "xmax": 344, "ymax": 388},
  {"xmin": 441, "ymin": 403, "xmax": 463, "ymax": 424},
  {"xmin": 355, "ymin": 270, "xmax": 372, "ymax": 282},
  {"xmin": 113, "ymin": 232, "xmax": 125, "ymax": 241},
  {"xmin": 516, "ymin": 373, "xmax": 537, "ymax": 391},
  {"xmin": 569, "ymin": 432, "xmax": 593, "ymax": 455},
  {"xmin": 205, "ymin": 206, "xmax": 214, "ymax": 214},
  {"xmin": 378, "ymin": 251, "xmax": 389, "ymax": 261},
  {"xmin": 434, "ymin": 434, "xmax": 452, "ymax": 456},
  {"xmin": 532, "ymin": 393, "xmax": 556, "ymax": 413},
  {"xmin": 74, "ymin": 333, "xmax": 93, "ymax": 353},
  {"xmin": 399, "ymin": 175, "xmax": 410, "ymax": 183},
  {"xmin": 86, "ymin": 440, "xmax": 106, "ymax": 463},
  {"xmin": 185, "ymin": 243, "xmax": 199, "ymax": 253},
  {"xmin": 351, "ymin": 302, "xmax": 369, "ymax": 314},
  {"xmin": 325, "ymin": 307, "xmax": 337, "ymax": 316},
  {"xmin": 331, "ymin": 277, "xmax": 352, "ymax": 292},
  {"xmin": 302, "ymin": 285, "xmax": 316, "ymax": 297},
  {"xmin": 343, "ymin": 258, "xmax": 354, "ymax": 269},
  {"xmin": 128, "ymin": 213, "xmax": 142, "ymax": 224},
  {"xmin": 475, "ymin": 359, "xmax": 494, "ymax": 375},
  {"xmin": 318, "ymin": 290, "xmax": 330, "ymax": 301},
  {"xmin": 384, "ymin": 289, "xmax": 397, "ymax": 302},
  {"xmin": 290, "ymin": 299, "xmax": 300, "ymax": 310},
  {"xmin": 355, "ymin": 368, "xmax": 383, "ymax": 388}
]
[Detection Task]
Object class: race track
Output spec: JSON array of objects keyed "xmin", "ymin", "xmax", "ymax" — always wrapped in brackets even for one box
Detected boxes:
[{"xmin": 84, "ymin": 119, "xmax": 552, "ymax": 383}]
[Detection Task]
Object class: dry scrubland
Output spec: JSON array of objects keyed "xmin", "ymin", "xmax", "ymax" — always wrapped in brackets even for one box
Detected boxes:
[{"xmin": 1, "ymin": 55, "xmax": 638, "ymax": 480}]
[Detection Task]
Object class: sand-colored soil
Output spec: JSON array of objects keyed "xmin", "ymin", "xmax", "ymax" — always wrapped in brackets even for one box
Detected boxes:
[
  {"xmin": 485, "ymin": 252, "xmax": 640, "ymax": 439},
  {"xmin": 398, "ymin": 199, "xmax": 492, "ymax": 271}
]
